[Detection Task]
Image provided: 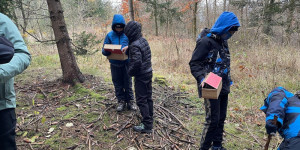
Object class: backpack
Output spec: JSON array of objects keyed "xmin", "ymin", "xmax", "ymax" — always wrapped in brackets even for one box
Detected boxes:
[
  {"xmin": 0, "ymin": 36, "xmax": 14, "ymax": 64},
  {"xmin": 196, "ymin": 28, "xmax": 210, "ymax": 42}
]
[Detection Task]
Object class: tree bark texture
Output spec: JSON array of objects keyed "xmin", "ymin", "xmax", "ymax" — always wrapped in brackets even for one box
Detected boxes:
[
  {"xmin": 223, "ymin": 0, "xmax": 226, "ymax": 12},
  {"xmin": 154, "ymin": 0, "xmax": 158, "ymax": 36},
  {"xmin": 262, "ymin": 0, "xmax": 275, "ymax": 35},
  {"xmin": 286, "ymin": 0, "xmax": 295, "ymax": 42},
  {"xmin": 205, "ymin": 0, "xmax": 210, "ymax": 27},
  {"xmin": 193, "ymin": 1, "xmax": 198, "ymax": 38},
  {"xmin": 129, "ymin": 0, "xmax": 135, "ymax": 21},
  {"xmin": 46, "ymin": 0, "xmax": 85, "ymax": 84}
]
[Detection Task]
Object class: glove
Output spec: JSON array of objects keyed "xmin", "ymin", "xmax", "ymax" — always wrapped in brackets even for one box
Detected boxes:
[{"xmin": 265, "ymin": 120, "xmax": 277, "ymax": 135}]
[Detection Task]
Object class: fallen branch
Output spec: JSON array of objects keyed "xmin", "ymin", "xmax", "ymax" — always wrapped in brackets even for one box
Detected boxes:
[
  {"xmin": 225, "ymin": 131, "xmax": 263, "ymax": 147},
  {"xmin": 245, "ymin": 122, "xmax": 262, "ymax": 145},
  {"xmin": 155, "ymin": 104, "xmax": 187, "ymax": 129},
  {"xmin": 110, "ymin": 137, "xmax": 124, "ymax": 149},
  {"xmin": 114, "ymin": 114, "xmax": 134, "ymax": 136}
]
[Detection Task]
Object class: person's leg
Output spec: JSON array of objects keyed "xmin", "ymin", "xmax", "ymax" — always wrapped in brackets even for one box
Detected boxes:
[
  {"xmin": 0, "ymin": 108, "xmax": 17, "ymax": 150},
  {"xmin": 123, "ymin": 63, "xmax": 136, "ymax": 110},
  {"xmin": 134, "ymin": 74, "xmax": 152, "ymax": 132},
  {"xmin": 111, "ymin": 64, "xmax": 126, "ymax": 111},
  {"xmin": 213, "ymin": 94, "xmax": 229, "ymax": 148},
  {"xmin": 199, "ymin": 98, "xmax": 220, "ymax": 150},
  {"xmin": 146, "ymin": 73, "xmax": 153, "ymax": 126}
]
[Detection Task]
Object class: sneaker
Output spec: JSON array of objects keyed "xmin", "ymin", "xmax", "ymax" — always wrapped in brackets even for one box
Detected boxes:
[
  {"xmin": 133, "ymin": 123, "xmax": 152, "ymax": 133},
  {"xmin": 116, "ymin": 102, "xmax": 125, "ymax": 112},
  {"xmin": 127, "ymin": 101, "xmax": 137, "ymax": 111},
  {"xmin": 212, "ymin": 146, "xmax": 226, "ymax": 150}
]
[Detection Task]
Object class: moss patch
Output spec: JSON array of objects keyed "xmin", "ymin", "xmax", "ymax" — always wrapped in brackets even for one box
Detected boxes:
[
  {"xmin": 56, "ymin": 106, "xmax": 67, "ymax": 111},
  {"xmin": 154, "ymin": 75, "xmax": 168, "ymax": 86}
]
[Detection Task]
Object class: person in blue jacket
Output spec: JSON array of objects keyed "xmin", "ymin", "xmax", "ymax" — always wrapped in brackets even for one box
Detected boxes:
[
  {"xmin": 102, "ymin": 14, "xmax": 136, "ymax": 112},
  {"xmin": 189, "ymin": 12, "xmax": 240, "ymax": 150},
  {"xmin": 0, "ymin": 13, "xmax": 31, "ymax": 149},
  {"xmin": 261, "ymin": 87, "xmax": 300, "ymax": 150}
]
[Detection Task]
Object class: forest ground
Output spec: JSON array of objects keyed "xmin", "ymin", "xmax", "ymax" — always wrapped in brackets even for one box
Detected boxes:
[{"xmin": 13, "ymin": 35, "xmax": 300, "ymax": 150}]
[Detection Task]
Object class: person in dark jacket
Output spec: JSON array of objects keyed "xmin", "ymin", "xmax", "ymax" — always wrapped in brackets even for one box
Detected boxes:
[
  {"xmin": 124, "ymin": 21, "xmax": 153, "ymax": 133},
  {"xmin": 0, "ymin": 13, "xmax": 31, "ymax": 150},
  {"xmin": 189, "ymin": 12, "xmax": 240, "ymax": 150},
  {"xmin": 261, "ymin": 87, "xmax": 300, "ymax": 150},
  {"xmin": 102, "ymin": 14, "xmax": 136, "ymax": 112}
]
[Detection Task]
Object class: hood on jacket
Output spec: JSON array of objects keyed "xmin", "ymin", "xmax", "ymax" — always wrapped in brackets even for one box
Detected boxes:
[
  {"xmin": 111, "ymin": 14, "xmax": 126, "ymax": 32},
  {"xmin": 124, "ymin": 21, "xmax": 142, "ymax": 42},
  {"xmin": 210, "ymin": 12, "xmax": 240, "ymax": 36}
]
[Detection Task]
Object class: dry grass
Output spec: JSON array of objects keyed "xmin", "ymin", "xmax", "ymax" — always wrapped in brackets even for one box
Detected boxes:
[{"xmin": 24, "ymin": 32, "xmax": 300, "ymax": 149}]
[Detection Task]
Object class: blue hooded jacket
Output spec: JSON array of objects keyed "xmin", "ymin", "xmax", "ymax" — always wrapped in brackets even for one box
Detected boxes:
[
  {"xmin": 102, "ymin": 14, "xmax": 129, "ymax": 64},
  {"xmin": 261, "ymin": 87, "xmax": 300, "ymax": 139},
  {"xmin": 210, "ymin": 12, "xmax": 240, "ymax": 36}
]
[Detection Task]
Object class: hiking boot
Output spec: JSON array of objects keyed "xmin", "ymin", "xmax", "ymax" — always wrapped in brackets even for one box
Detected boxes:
[
  {"xmin": 116, "ymin": 102, "xmax": 125, "ymax": 112},
  {"xmin": 127, "ymin": 101, "xmax": 137, "ymax": 111},
  {"xmin": 133, "ymin": 123, "xmax": 152, "ymax": 133},
  {"xmin": 211, "ymin": 146, "xmax": 227, "ymax": 150}
]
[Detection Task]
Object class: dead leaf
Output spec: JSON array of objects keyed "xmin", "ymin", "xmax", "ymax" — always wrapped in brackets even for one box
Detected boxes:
[
  {"xmin": 66, "ymin": 123, "xmax": 74, "ymax": 127},
  {"xmin": 23, "ymin": 138, "xmax": 31, "ymax": 143},
  {"xmin": 48, "ymin": 127, "xmax": 55, "ymax": 134},
  {"xmin": 51, "ymin": 121, "xmax": 59, "ymax": 125}
]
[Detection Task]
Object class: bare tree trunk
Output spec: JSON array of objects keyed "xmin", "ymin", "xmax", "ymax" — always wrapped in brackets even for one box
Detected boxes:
[
  {"xmin": 286, "ymin": 0, "xmax": 295, "ymax": 42},
  {"xmin": 165, "ymin": 0, "xmax": 169, "ymax": 37},
  {"xmin": 262, "ymin": 0, "xmax": 275, "ymax": 35},
  {"xmin": 245, "ymin": 4, "xmax": 248, "ymax": 27},
  {"xmin": 206, "ymin": 0, "xmax": 210, "ymax": 27},
  {"xmin": 17, "ymin": 0, "xmax": 27, "ymax": 34},
  {"xmin": 240, "ymin": 6, "xmax": 244, "ymax": 27},
  {"xmin": 129, "ymin": 0, "xmax": 135, "ymax": 21},
  {"xmin": 193, "ymin": 1, "xmax": 198, "ymax": 38},
  {"xmin": 12, "ymin": 6, "xmax": 19, "ymax": 28},
  {"xmin": 46, "ymin": 0, "xmax": 85, "ymax": 85},
  {"xmin": 214, "ymin": 0, "xmax": 217, "ymax": 23},
  {"xmin": 154, "ymin": 0, "xmax": 158, "ymax": 36},
  {"xmin": 223, "ymin": 0, "xmax": 226, "ymax": 12}
]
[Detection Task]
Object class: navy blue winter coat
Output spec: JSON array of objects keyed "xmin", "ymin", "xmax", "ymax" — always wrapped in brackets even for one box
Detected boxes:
[
  {"xmin": 189, "ymin": 12, "xmax": 240, "ymax": 97},
  {"xmin": 261, "ymin": 87, "xmax": 300, "ymax": 139},
  {"xmin": 102, "ymin": 14, "xmax": 129, "ymax": 64},
  {"xmin": 124, "ymin": 21, "xmax": 152, "ymax": 77}
]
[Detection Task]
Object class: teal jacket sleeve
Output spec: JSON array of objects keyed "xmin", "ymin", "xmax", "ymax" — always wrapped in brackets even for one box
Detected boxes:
[{"xmin": 0, "ymin": 13, "xmax": 31, "ymax": 83}]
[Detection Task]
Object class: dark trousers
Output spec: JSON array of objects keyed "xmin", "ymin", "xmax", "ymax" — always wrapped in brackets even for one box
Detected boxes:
[
  {"xmin": 0, "ymin": 108, "xmax": 17, "ymax": 150},
  {"xmin": 200, "ymin": 94, "xmax": 228, "ymax": 150},
  {"xmin": 111, "ymin": 63, "xmax": 134, "ymax": 103},
  {"xmin": 134, "ymin": 72, "xmax": 153, "ymax": 129},
  {"xmin": 279, "ymin": 137, "xmax": 300, "ymax": 150}
]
